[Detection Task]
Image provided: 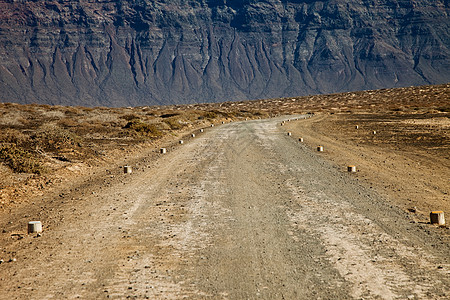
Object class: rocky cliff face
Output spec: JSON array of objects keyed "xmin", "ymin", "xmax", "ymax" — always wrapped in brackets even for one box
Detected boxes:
[{"xmin": 0, "ymin": 0, "xmax": 449, "ymax": 106}]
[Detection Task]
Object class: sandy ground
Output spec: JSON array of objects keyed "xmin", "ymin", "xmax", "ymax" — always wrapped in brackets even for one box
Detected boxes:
[
  {"xmin": 283, "ymin": 113, "xmax": 449, "ymax": 228},
  {"xmin": 0, "ymin": 117, "xmax": 449, "ymax": 299}
]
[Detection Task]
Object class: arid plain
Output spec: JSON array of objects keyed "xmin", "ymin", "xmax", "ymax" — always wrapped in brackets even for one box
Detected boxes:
[{"xmin": 0, "ymin": 84, "xmax": 449, "ymax": 299}]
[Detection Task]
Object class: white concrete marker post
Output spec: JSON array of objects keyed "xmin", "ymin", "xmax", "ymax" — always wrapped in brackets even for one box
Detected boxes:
[
  {"xmin": 373, "ymin": 131, "xmax": 377, "ymax": 135},
  {"xmin": 210, "ymin": 124, "xmax": 214, "ymax": 127},
  {"xmin": 430, "ymin": 211, "xmax": 445, "ymax": 226},
  {"xmin": 355, "ymin": 125, "xmax": 359, "ymax": 129},
  {"xmin": 348, "ymin": 165, "xmax": 356, "ymax": 172},
  {"xmin": 200, "ymin": 129, "xmax": 204, "ymax": 133},
  {"xmin": 124, "ymin": 166, "xmax": 132, "ymax": 174},
  {"xmin": 28, "ymin": 221, "xmax": 42, "ymax": 234},
  {"xmin": 299, "ymin": 137, "xmax": 304, "ymax": 142},
  {"xmin": 179, "ymin": 140, "xmax": 183, "ymax": 144},
  {"xmin": 160, "ymin": 148, "xmax": 166, "ymax": 154},
  {"xmin": 317, "ymin": 146, "xmax": 324, "ymax": 152},
  {"xmin": 287, "ymin": 132, "xmax": 292, "ymax": 136},
  {"xmin": 191, "ymin": 133, "xmax": 196, "ymax": 138}
]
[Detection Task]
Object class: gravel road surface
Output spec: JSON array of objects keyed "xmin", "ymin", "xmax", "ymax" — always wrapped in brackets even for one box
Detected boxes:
[{"xmin": 1, "ymin": 117, "xmax": 449, "ymax": 299}]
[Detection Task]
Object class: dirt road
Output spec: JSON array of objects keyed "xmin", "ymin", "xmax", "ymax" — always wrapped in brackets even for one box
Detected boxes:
[{"xmin": 1, "ymin": 117, "xmax": 449, "ymax": 299}]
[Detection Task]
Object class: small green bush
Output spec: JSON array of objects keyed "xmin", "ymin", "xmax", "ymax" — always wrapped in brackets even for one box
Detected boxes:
[{"xmin": 0, "ymin": 144, "xmax": 43, "ymax": 174}]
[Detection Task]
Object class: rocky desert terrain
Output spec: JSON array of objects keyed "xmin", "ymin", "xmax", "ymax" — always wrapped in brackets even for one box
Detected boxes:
[
  {"xmin": 1, "ymin": 83, "xmax": 447, "ymax": 212},
  {"xmin": 0, "ymin": 83, "xmax": 449, "ymax": 299}
]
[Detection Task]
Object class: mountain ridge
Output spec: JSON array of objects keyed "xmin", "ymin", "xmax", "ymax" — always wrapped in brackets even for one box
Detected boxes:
[{"xmin": 0, "ymin": 0, "xmax": 449, "ymax": 106}]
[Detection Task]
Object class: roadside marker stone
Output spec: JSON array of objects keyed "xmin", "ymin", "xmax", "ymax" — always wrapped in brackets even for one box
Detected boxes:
[
  {"xmin": 210, "ymin": 124, "xmax": 214, "ymax": 127},
  {"xmin": 179, "ymin": 140, "xmax": 183, "ymax": 144},
  {"xmin": 348, "ymin": 165, "xmax": 356, "ymax": 172},
  {"xmin": 191, "ymin": 133, "xmax": 196, "ymax": 138},
  {"xmin": 299, "ymin": 137, "xmax": 303, "ymax": 142},
  {"xmin": 317, "ymin": 146, "xmax": 324, "ymax": 152},
  {"xmin": 200, "ymin": 129, "xmax": 204, "ymax": 133},
  {"xmin": 287, "ymin": 132, "xmax": 292, "ymax": 136},
  {"xmin": 373, "ymin": 131, "xmax": 377, "ymax": 134},
  {"xmin": 124, "ymin": 166, "xmax": 132, "ymax": 174},
  {"xmin": 160, "ymin": 148, "xmax": 166, "ymax": 154},
  {"xmin": 355, "ymin": 125, "xmax": 359, "ymax": 129},
  {"xmin": 430, "ymin": 211, "xmax": 445, "ymax": 226},
  {"xmin": 28, "ymin": 221, "xmax": 42, "ymax": 234}
]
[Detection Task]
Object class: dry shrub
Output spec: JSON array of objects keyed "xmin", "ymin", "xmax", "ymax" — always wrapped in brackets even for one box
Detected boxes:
[
  {"xmin": 0, "ymin": 144, "xmax": 43, "ymax": 174},
  {"xmin": 19, "ymin": 104, "xmax": 41, "ymax": 113},
  {"xmin": 182, "ymin": 111, "xmax": 203, "ymax": 122},
  {"xmin": 160, "ymin": 113, "xmax": 179, "ymax": 118},
  {"xmin": 437, "ymin": 107, "xmax": 450, "ymax": 113},
  {"xmin": 33, "ymin": 125, "xmax": 81, "ymax": 150},
  {"xmin": 0, "ymin": 111, "xmax": 25, "ymax": 127},
  {"xmin": 120, "ymin": 114, "xmax": 140, "ymax": 121},
  {"xmin": 38, "ymin": 104, "xmax": 52, "ymax": 110},
  {"xmin": 123, "ymin": 120, "xmax": 162, "ymax": 137},
  {"xmin": 253, "ymin": 111, "xmax": 269, "ymax": 117},
  {"xmin": 82, "ymin": 112, "xmax": 122, "ymax": 125},
  {"xmin": 67, "ymin": 120, "xmax": 109, "ymax": 136},
  {"xmin": 163, "ymin": 117, "xmax": 184, "ymax": 130},
  {"xmin": 41, "ymin": 110, "xmax": 65, "ymax": 120},
  {"xmin": 64, "ymin": 107, "xmax": 82, "ymax": 116},
  {"xmin": 58, "ymin": 118, "xmax": 79, "ymax": 128},
  {"xmin": 0, "ymin": 129, "xmax": 29, "ymax": 145},
  {"xmin": 82, "ymin": 107, "xmax": 95, "ymax": 112},
  {"xmin": 203, "ymin": 111, "xmax": 217, "ymax": 119}
]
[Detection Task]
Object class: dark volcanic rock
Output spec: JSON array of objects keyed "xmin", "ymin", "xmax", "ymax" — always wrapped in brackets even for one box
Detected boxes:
[{"xmin": 0, "ymin": 0, "xmax": 449, "ymax": 106}]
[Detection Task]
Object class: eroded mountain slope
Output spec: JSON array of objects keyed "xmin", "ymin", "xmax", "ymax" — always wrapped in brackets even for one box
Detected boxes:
[{"xmin": 0, "ymin": 0, "xmax": 449, "ymax": 106}]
